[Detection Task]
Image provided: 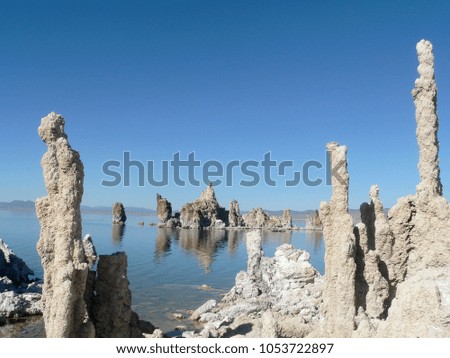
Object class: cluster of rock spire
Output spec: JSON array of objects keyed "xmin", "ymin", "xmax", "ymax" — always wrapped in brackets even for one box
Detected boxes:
[{"xmin": 26, "ymin": 39, "xmax": 450, "ymax": 338}]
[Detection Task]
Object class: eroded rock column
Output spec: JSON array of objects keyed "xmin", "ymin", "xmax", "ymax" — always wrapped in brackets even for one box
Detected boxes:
[
  {"xmin": 228, "ymin": 200, "xmax": 244, "ymax": 227},
  {"xmin": 35, "ymin": 112, "xmax": 95, "ymax": 337},
  {"xmin": 157, "ymin": 194, "xmax": 172, "ymax": 223},
  {"xmin": 319, "ymin": 142, "xmax": 356, "ymax": 337},
  {"xmin": 412, "ymin": 40, "xmax": 442, "ymax": 197},
  {"xmin": 112, "ymin": 202, "xmax": 127, "ymax": 225},
  {"xmin": 92, "ymin": 252, "xmax": 134, "ymax": 337}
]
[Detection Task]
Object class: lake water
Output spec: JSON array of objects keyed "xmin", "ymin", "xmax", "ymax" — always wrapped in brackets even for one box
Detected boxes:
[{"xmin": 0, "ymin": 209, "xmax": 324, "ymax": 336}]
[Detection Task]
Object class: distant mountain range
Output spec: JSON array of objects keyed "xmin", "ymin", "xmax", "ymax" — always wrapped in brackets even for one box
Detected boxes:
[
  {"xmin": 0, "ymin": 200, "xmax": 156, "ymax": 214},
  {"xmin": 0, "ymin": 200, "xmax": 35, "ymax": 210},
  {"xmin": 0, "ymin": 200, "xmax": 367, "ymax": 221}
]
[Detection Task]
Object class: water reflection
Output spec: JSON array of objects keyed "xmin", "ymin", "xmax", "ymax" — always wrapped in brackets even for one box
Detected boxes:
[
  {"xmin": 155, "ymin": 228, "xmax": 230, "ymax": 272},
  {"xmin": 178, "ymin": 229, "xmax": 227, "ymax": 272},
  {"xmin": 112, "ymin": 224, "xmax": 126, "ymax": 245},
  {"xmin": 227, "ymin": 230, "xmax": 239, "ymax": 255},
  {"xmin": 260, "ymin": 230, "xmax": 292, "ymax": 246},
  {"xmin": 305, "ymin": 230, "xmax": 323, "ymax": 253},
  {"xmin": 155, "ymin": 228, "xmax": 174, "ymax": 259},
  {"xmin": 153, "ymin": 229, "xmax": 301, "ymax": 273}
]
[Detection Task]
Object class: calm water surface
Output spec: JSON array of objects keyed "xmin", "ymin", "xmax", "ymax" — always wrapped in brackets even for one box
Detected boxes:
[{"xmin": 0, "ymin": 209, "xmax": 324, "ymax": 336}]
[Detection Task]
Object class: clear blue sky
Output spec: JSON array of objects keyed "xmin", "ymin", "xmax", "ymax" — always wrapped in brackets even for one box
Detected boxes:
[{"xmin": 1, "ymin": 0, "xmax": 449, "ymax": 211}]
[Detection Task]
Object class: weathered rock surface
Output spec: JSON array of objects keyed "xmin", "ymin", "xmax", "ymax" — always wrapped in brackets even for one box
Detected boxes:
[
  {"xmin": 35, "ymin": 112, "xmax": 95, "ymax": 338},
  {"xmin": 157, "ymin": 194, "xmax": 172, "ymax": 224},
  {"xmin": 92, "ymin": 252, "xmax": 140, "ymax": 338},
  {"xmin": 305, "ymin": 210, "xmax": 322, "ymax": 231},
  {"xmin": 228, "ymin": 200, "xmax": 244, "ymax": 227},
  {"xmin": 0, "ymin": 279, "xmax": 42, "ymax": 319},
  {"xmin": 318, "ymin": 40, "xmax": 450, "ymax": 338},
  {"xmin": 319, "ymin": 142, "xmax": 356, "ymax": 337},
  {"xmin": 179, "ymin": 183, "xmax": 228, "ymax": 229},
  {"xmin": 83, "ymin": 234, "xmax": 97, "ymax": 269},
  {"xmin": 35, "ymin": 113, "xmax": 154, "ymax": 338},
  {"xmin": 112, "ymin": 202, "xmax": 127, "ymax": 225},
  {"xmin": 157, "ymin": 187, "xmax": 293, "ymax": 231},
  {"xmin": 0, "ymin": 239, "xmax": 42, "ymax": 322},
  {"xmin": 0, "ymin": 239, "xmax": 34, "ymax": 284},
  {"xmin": 242, "ymin": 208, "xmax": 293, "ymax": 231},
  {"xmin": 189, "ymin": 230, "xmax": 323, "ymax": 338}
]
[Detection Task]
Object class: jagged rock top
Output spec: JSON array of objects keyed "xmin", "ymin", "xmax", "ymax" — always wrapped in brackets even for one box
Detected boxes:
[
  {"xmin": 200, "ymin": 182, "xmax": 217, "ymax": 203},
  {"xmin": 413, "ymin": 39, "xmax": 442, "ymax": 197},
  {"xmin": 0, "ymin": 239, "xmax": 34, "ymax": 284},
  {"xmin": 38, "ymin": 112, "xmax": 67, "ymax": 144}
]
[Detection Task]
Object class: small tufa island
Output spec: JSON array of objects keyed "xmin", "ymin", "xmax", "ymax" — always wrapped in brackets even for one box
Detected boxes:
[{"xmin": 156, "ymin": 183, "xmax": 294, "ymax": 231}]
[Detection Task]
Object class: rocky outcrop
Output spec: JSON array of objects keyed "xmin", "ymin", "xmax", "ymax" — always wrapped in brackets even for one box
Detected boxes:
[
  {"xmin": 0, "ymin": 239, "xmax": 34, "ymax": 284},
  {"xmin": 0, "ymin": 239, "xmax": 42, "ymax": 322},
  {"xmin": 372, "ymin": 40, "xmax": 450, "ymax": 337},
  {"xmin": 319, "ymin": 40, "xmax": 450, "ymax": 338},
  {"xmin": 35, "ymin": 113, "xmax": 153, "ymax": 338},
  {"xmin": 0, "ymin": 278, "xmax": 42, "ymax": 320},
  {"xmin": 228, "ymin": 200, "xmax": 244, "ymax": 227},
  {"xmin": 156, "ymin": 194, "xmax": 180, "ymax": 228},
  {"xmin": 305, "ymin": 210, "xmax": 322, "ymax": 231},
  {"xmin": 83, "ymin": 234, "xmax": 97, "ymax": 269},
  {"xmin": 35, "ymin": 112, "xmax": 95, "ymax": 338},
  {"xmin": 187, "ymin": 231, "xmax": 323, "ymax": 338},
  {"xmin": 319, "ymin": 142, "xmax": 356, "ymax": 337},
  {"xmin": 112, "ymin": 202, "xmax": 127, "ymax": 225},
  {"xmin": 179, "ymin": 183, "xmax": 228, "ymax": 229},
  {"xmin": 242, "ymin": 208, "xmax": 293, "ymax": 231},
  {"xmin": 92, "ymin": 252, "xmax": 142, "ymax": 338},
  {"xmin": 280, "ymin": 209, "xmax": 292, "ymax": 228},
  {"xmin": 157, "ymin": 194, "xmax": 172, "ymax": 223},
  {"xmin": 158, "ymin": 188, "xmax": 292, "ymax": 231},
  {"xmin": 242, "ymin": 208, "xmax": 269, "ymax": 228}
]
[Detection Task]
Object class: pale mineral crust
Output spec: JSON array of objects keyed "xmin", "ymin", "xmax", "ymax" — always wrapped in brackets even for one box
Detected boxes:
[
  {"xmin": 179, "ymin": 183, "xmax": 228, "ymax": 229},
  {"xmin": 35, "ymin": 112, "xmax": 95, "ymax": 338},
  {"xmin": 189, "ymin": 230, "xmax": 323, "ymax": 338},
  {"xmin": 305, "ymin": 209, "xmax": 322, "ymax": 231},
  {"xmin": 156, "ymin": 194, "xmax": 172, "ymax": 223},
  {"xmin": 35, "ymin": 113, "xmax": 153, "ymax": 338},
  {"xmin": 319, "ymin": 142, "xmax": 356, "ymax": 337},
  {"xmin": 189, "ymin": 39, "xmax": 450, "ymax": 339},
  {"xmin": 228, "ymin": 200, "xmax": 244, "ymax": 227},
  {"xmin": 0, "ymin": 239, "xmax": 34, "ymax": 284},
  {"xmin": 412, "ymin": 39, "xmax": 442, "ymax": 198},
  {"xmin": 319, "ymin": 40, "xmax": 450, "ymax": 338},
  {"xmin": 242, "ymin": 208, "xmax": 293, "ymax": 230}
]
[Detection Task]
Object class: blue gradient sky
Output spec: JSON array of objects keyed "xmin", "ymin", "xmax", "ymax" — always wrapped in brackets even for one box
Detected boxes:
[{"xmin": 1, "ymin": 0, "xmax": 449, "ymax": 211}]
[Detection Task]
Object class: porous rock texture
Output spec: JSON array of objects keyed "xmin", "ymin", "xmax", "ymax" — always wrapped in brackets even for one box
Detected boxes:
[
  {"xmin": 112, "ymin": 202, "xmax": 127, "ymax": 225},
  {"xmin": 318, "ymin": 142, "xmax": 357, "ymax": 337},
  {"xmin": 0, "ymin": 239, "xmax": 42, "ymax": 321},
  {"xmin": 305, "ymin": 210, "xmax": 322, "ymax": 231},
  {"xmin": 92, "ymin": 252, "xmax": 143, "ymax": 338},
  {"xmin": 0, "ymin": 239, "xmax": 34, "ymax": 284},
  {"xmin": 179, "ymin": 183, "xmax": 228, "ymax": 229},
  {"xmin": 156, "ymin": 194, "xmax": 180, "ymax": 228},
  {"xmin": 35, "ymin": 112, "xmax": 95, "ymax": 338},
  {"xmin": 228, "ymin": 200, "xmax": 244, "ymax": 227},
  {"xmin": 158, "ymin": 187, "xmax": 293, "ymax": 231},
  {"xmin": 186, "ymin": 230, "xmax": 324, "ymax": 338},
  {"xmin": 157, "ymin": 194, "xmax": 172, "ymax": 223},
  {"xmin": 319, "ymin": 40, "xmax": 450, "ymax": 338},
  {"xmin": 189, "ymin": 40, "xmax": 450, "ymax": 339},
  {"xmin": 242, "ymin": 208, "xmax": 293, "ymax": 231},
  {"xmin": 35, "ymin": 113, "xmax": 152, "ymax": 338}
]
